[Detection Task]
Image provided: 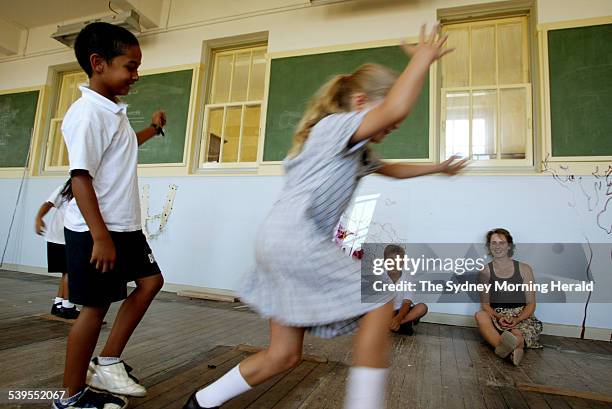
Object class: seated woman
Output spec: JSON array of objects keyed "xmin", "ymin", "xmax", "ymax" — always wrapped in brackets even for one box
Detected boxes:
[{"xmin": 474, "ymin": 228, "xmax": 543, "ymax": 366}]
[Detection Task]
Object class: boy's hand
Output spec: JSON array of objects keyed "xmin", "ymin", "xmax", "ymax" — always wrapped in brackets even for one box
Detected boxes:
[
  {"xmin": 35, "ymin": 217, "xmax": 46, "ymax": 235},
  {"xmin": 402, "ymin": 23, "xmax": 454, "ymax": 64},
  {"xmin": 91, "ymin": 235, "xmax": 116, "ymax": 273},
  {"xmin": 151, "ymin": 110, "xmax": 166, "ymax": 128}
]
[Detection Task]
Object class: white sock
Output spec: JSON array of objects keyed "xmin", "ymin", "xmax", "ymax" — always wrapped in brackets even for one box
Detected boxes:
[
  {"xmin": 54, "ymin": 297, "xmax": 63, "ymax": 304},
  {"xmin": 343, "ymin": 366, "xmax": 388, "ymax": 409},
  {"xmin": 98, "ymin": 356, "xmax": 122, "ymax": 366},
  {"xmin": 195, "ymin": 364, "xmax": 252, "ymax": 408},
  {"xmin": 62, "ymin": 300, "xmax": 75, "ymax": 308}
]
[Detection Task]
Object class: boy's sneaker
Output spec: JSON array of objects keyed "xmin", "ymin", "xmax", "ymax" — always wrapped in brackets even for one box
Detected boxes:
[
  {"xmin": 51, "ymin": 387, "xmax": 127, "ymax": 409},
  {"xmin": 398, "ymin": 321, "xmax": 414, "ymax": 336},
  {"xmin": 51, "ymin": 303, "xmax": 62, "ymax": 316},
  {"xmin": 59, "ymin": 306, "xmax": 80, "ymax": 320},
  {"xmin": 88, "ymin": 358, "xmax": 146, "ymax": 397}
]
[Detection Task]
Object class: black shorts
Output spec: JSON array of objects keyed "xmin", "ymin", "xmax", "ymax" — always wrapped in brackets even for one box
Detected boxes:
[
  {"xmin": 47, "ymin": 242, "xmax": 67, "ymax": 273},
  {"xmin": 65, "ymin": 228, "xmax": 162, "ymax": 306}
]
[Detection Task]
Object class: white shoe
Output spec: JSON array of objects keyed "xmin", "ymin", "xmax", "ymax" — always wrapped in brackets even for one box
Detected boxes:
[{"xmin": 88, "ymin": 358, "xmax": 146, "ymax": 397}]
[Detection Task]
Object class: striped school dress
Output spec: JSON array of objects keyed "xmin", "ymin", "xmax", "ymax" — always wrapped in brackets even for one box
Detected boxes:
[{"xmin": 240, "ymin": 110, "xmax": 394, "ymax": 338}]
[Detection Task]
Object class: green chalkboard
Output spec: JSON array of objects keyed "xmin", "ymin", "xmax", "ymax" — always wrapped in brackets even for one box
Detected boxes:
[
  {"xmin": 263, "ymin": 45, "xmax": 429, "ymax": 161},
  {"xmin": 0, "ymin": 90, "xmax": 39, "ymax": 167},
  {"xmin": 548, "ymin": 23, "xmax": 612, "ymax": 157},
  {"xmin": 122, "ymin": 69, "xmax": 193, "ymax": 164}
]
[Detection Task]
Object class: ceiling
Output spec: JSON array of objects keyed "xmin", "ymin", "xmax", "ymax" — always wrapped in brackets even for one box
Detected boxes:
[{"xmin": 0, "ymin": 0, "xmax": 112, "ymax": 28}]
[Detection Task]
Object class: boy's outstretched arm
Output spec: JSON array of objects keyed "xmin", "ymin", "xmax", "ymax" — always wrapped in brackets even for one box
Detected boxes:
[
  {"xmin": 136, "ymin": 110, "xmax": 166, "ymax": 145},
  {"xmin": 71, "ymin": 171, "xmax": 116, "ymax": 273},
  {"xmin": 377, "ymin": 155, "xmax": 467, "ymax": 179}
]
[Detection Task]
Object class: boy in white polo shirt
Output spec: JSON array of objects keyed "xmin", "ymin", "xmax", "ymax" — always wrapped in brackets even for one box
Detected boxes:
[
  {"xmin": 384, "ymin": 245, "xmax": 428, "ymax": 336},
  {"xmin": 53, "ymin": 22, "xmax": 166, "ymax": 409}
]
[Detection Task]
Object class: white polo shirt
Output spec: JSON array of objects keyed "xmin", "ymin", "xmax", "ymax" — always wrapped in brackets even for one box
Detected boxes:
[
  {"xmin": 62, "ymin": 86, "xmax": 141, "ymax": 232},
  {"xmin": 45, "ymin": 185, "xmax": 68, "ymax": 245},
  {"xmin": 391, "ymin": 277, "xmax": 414, "ymax": 310}
]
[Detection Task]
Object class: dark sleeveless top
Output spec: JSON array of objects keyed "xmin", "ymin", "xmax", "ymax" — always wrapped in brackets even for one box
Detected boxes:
[{"xmin": 489, "ymin": 260, "xmax": 526, "ymax": 309}]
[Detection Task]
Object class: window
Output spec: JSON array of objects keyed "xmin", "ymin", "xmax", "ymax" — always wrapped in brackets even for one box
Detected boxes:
[
  {"xmin": 45, "ymin": 70, "xmax": 88, "ymax": 170},
  {"xmin": 441, "ymin": 16, "xmax": 532, "ymax": 166},
  {"xmin": 200, "ymin": 44, "xmax": 267, "ymax": 167}
]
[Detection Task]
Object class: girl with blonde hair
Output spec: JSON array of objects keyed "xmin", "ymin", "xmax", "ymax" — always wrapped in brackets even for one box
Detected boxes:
[{"xmin": 184, "ymin": 24, "xmax": 465, "ymax": 409}]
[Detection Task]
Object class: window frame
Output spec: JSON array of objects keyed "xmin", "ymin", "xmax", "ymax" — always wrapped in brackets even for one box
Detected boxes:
[
  {"xmin": 439, "ymin": 15, "xmax": 534, "ymax": 170},
  {"xmin": 0, "ymin": 85, "xmax": 45, "ymax": 178},
  {"xmin": 198, "ymin": 43, "xmax": 268, "ymax": 172},
  {"xmin": 43, "ymin": 69, "xmax": 88, "ymax": 173},
  {"xmin": 538, "ymin": 16, "xmax": 612, "ymax": 175}
]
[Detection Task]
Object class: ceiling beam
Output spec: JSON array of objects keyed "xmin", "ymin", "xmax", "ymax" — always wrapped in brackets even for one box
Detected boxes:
[
  {"xmin": 0, "ymin": 17, "xmax": 25, "ymax": 55},
  {"xmin": 112, "ymin": 0, "xmax": 164, "ymax": 29}
]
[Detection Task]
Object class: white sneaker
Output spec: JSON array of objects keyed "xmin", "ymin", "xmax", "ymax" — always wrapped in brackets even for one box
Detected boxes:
[{"xmin": 88, "ymin": 357, "xmax": 146, "ymax": 397}]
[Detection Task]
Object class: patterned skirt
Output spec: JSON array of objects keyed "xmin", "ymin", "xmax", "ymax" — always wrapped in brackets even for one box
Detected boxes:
[{"xmin": 492, "ymin": 306, "xmax": 543, "ymax": 349}]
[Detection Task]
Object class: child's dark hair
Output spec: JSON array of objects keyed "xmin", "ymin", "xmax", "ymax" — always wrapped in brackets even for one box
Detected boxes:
[
  {"xmin": 61, "ymin": 178, "xmax": 73, "ymax": 201},
  {"xmin": 74, "ymin": 22, "xmax": 139, "ymax": 77},
  {"xmin": 384, "ymin": 244, "xmax": 405, "ymax": 259}
]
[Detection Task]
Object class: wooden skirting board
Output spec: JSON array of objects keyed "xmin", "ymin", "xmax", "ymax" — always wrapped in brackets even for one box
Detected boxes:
[{"xmin": 177, "ymin": 290, "xmax": 238, "ymax": 303}]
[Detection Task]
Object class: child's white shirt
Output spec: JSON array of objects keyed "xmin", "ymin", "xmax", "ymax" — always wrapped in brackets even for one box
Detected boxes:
[
  {"xmin": 391, "ymin": 276, "xmax": 413, "ymax": 310},
  {"xmin": 45, "ymin": 185, "xmax": 67, "ymax": 245},
  {"xmin": 62, "ymin": 86, "xmax": 141, "ymax": 232}
]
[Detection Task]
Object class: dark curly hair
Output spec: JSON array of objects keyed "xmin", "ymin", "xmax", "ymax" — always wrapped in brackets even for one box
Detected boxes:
[{"xmin": 485, "ymin": 228, "xmax": 515, "ymax": 257}]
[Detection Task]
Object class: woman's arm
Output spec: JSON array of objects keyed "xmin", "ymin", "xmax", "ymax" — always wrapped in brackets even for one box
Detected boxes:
[
  {"xmin": 479, "ymin": 266, "xmax": 501, "ymax": 319},
  {"xmin": 516, "ymin": 263, "xmax": 537, "ymax": 322}
]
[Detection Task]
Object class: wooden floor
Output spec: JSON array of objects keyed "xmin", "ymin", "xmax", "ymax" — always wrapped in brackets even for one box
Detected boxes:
[{"xmin": 0, "ymin": 271, "xmax": 611, "ymax": 409}]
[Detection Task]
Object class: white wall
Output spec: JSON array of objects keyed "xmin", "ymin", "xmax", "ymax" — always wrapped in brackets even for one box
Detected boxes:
[{"xmin": 1, "ymin": 0, "xmax": 611, "ymax": 334}]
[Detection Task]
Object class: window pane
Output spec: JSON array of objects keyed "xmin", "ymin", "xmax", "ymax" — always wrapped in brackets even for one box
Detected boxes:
[
  {"xmin": 241, "ymin": 105, "xmax": 260, "ymax": 162},
  {"xmin": 444, "ymin": 91, "xmax": 470, "ymax": 159},
  {"xmin": 205, "ymin": 108, "xmax": 224, "ymax": 163},
  {"xmin": 443, "ymin": 28, "xmax": 469, "ymax": 87},
  {"xmin": 48, "ymin": 120, "xmax": 69, "ymax": 166},
  {"xmin": 230, "ymin": 51, "xmax": 251, "ymax": 102},
  {"xmin": 211, "ymin": 54, "xmax": 233, "ymax": 104},
  {"xmin": 222, "ymin": 107, "xmax": 241, "ymax": 163},
  {"xmin": 498, "ymin": 23, "xmax": 524, "ymax": 84},
  {"xmin": 471, "ymin": 26, "xmax": 496, "ymax": 86},
  {"xmin": 56, "ymin": 75, "xmax": 76, "ymax": 116},
  {"xmin": 249, "ymin": 49, "xmax": 266, "ymax": 101},
  {"xmin": 500, "ymin": 88, "xmax": 526, "ymax": 159},
  {"xmin": 472, "ymin": 90, "xmax": 497, "ymax": 160}
]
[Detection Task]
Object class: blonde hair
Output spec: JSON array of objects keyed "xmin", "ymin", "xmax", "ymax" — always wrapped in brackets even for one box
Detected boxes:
[{"xmin": 288, "ymin": 63, "xmax": 398, "ymax": 157}]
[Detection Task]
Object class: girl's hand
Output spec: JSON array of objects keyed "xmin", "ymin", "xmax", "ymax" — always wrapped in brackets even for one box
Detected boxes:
[
  {"xmin": 35, "ymin": 217, "xmax": 45, "ymax": 235},
  {"xmin": 438, "ymin": 155, "xmax": 468, "ymax": 175},
  {"xmin": 402, "ymin": 23, "xmax": 454, "ymax": 64},
  {"xmin": 91, "ymin": 236, "xmax": 116, "ymax": 273}
]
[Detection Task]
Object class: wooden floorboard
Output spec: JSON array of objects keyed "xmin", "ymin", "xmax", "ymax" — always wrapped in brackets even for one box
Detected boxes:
[{"xmin": 0, "ymin": 271, "xmax": 611, "ymax": 409}]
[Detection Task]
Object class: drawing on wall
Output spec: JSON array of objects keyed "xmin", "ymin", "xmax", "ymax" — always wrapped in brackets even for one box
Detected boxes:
[
  {"xmin": 542, "ymin": 156, "xmax": 612, "ymax": 235},
  {"xmin": 140, "ymin": 184, "xmax": 178, "ymax": 239}
]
